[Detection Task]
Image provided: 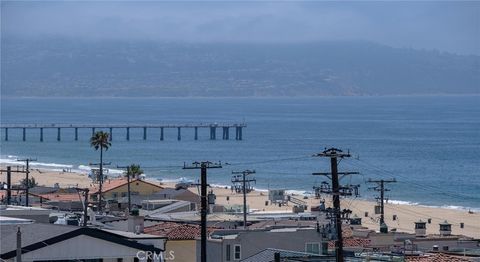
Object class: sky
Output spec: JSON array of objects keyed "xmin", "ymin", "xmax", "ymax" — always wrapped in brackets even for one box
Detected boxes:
[{"xmin": 1, "ymin": 1, "xmax": 479, "ymax": 55}]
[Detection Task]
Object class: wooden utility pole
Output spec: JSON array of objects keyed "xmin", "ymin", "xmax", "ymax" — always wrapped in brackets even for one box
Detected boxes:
[
  {"xmin": 313, "ymin": 148, "xmax": 358, "ymax": 262},
  {"xmin": 117, "ymin": 165, "xmax": 132, "ymax": 213},
  {"xmin": 367, "ymin": 178, "xmax": 396, "ymax": 232},
  {"xmin": 16, "ymin": 227, "xmax": 22, "ymax": 262},
  {"xmin": 232, "ymin": 170, "xmax": 256, "ymax": 229},
  {"xmin": 6, "ymin": 166, "xmax": 12, "ymax": 205},
  {"xmin": 89, "ymin": 162, "xmax": 110, "ymax": 212},
  {"xmin": 1, "ymin": 166, "xmax": 30, "ymax": 206},
  {"xmin": 183, "ymin": 161, "xmax": 222, "ymax": 262},
  {"xmin": 16, "ymin": 158, "xmax": 36, "ymax": 207},
  {"xmin": 75, "ymin": 188, "xmax": 90, "ymax": 227}
]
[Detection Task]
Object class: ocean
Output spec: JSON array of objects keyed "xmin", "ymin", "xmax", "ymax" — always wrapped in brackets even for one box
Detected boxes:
[{"xmin": 1, "ymin": 96, "xmax": 479, "ymax": 210}]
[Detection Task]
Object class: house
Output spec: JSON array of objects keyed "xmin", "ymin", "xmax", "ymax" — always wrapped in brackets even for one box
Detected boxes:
[
  {"xmin": 153, "ymin": 188, "xmax": 201, "ymax": 208},
  {"xmin": 405, "ymin": 252, "xmax": 477, "ymax": 262},
  {"xmin": 0, "ymin": 205, "xmax": 52, "ymax": 223},
  {"xmin": 201, "ymin": 227, "xmax": 327, "ymax": 262},
  {"xmin": 90, "ymin": 178, "xmax": 163, "ymax": 204},
  {"xmin": 0, "ymin": 222, "xmax": 167, "ymax": 262},
  {"xmin": 1, "ymin": 186, "xmax": 81, "ymax": 208},
  {"xmin": 145, "ymin": 222, "xmax": 216, "ymax": 262},
  {"xmin": 348, "ymin": 221, "xmax": 479, "ymax": 253},
  {"xmin": 241, "ymin": 248, "xmax": 335, "ymax": 262},
  {"xmin": 32, "ymin": 192, "xmax": 84, "ymax": 211}
]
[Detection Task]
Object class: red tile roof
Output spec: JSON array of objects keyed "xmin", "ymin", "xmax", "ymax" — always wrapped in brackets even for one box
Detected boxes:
[
  {"xmin": 144, "ymin": 222, "xmax": 215, "ymax": 240},
  {"xmin": 34, "ymin": 193, "xmax": 82, "ymax": 202},
  {"xmin": 328, "ymin": 237, "xmax": 371, "ymax": 249},
  {"xmin": 406, "ymin": 253, "xmax": 474, "ymax": 262}
]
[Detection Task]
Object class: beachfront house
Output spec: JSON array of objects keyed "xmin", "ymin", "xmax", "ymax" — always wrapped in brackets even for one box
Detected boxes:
[
  {"xmin": 0, "ymin": 221, "xmax": 167, "ymax": 262},
  {"xmin": 144, "ymin": 221, "xmax": 217, "ymax": 262},
  {"xmin": 201, "ymin": 227, "xmax": 327, "ymax": 262},
  {"xmin": 90, "ymin": 178, "xmax": 163, "ymax": 207},
  {"xmin": 153, "ymin": 188, "xmax": 201, "ymax": 208}
]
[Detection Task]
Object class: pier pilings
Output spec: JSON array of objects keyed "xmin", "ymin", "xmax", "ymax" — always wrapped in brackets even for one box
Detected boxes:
[
  {"xmin": 1, "ymin": 123, "xmax": 246, "ymax": 142},
  {"xmin": 210, "ymin": 126, "xmax": 217, "ymax": 140}
]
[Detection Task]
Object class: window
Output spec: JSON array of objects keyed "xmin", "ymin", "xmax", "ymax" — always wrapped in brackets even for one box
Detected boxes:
[
  {"xmin": 121, "ymin": 192, "xmax": 127, "ymax": 197},
  {"xmin": 234, "ymin": 244, "xmax": 241, "ymax": 260},
  {"xmin": 226, "ymin": 244, "xmax": 231, "ymax": 261},
  {"xmin": 112, "ymin": 192, "xmax": 118, "ymax": 198},
  {"xmin": 305, "ymin": 242, "xmax": 320, "ymax": 254}
]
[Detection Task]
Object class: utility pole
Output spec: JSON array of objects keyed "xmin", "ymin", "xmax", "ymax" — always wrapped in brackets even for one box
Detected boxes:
[
  {"xmin": 16, "ymin": 226, "xmax": 22, "ymax": 262},
  {"xmin": 75, "ymin": 188, "xmax": 90, "ymax": 227},
  {"xmin": 0, "ymin": 166, "xmax": 28, "ymax": 206},
  {"xmin": 313, "ymin": 148, "xmax": 358, "ymax": 262},
  {"xmin": 6, "ymin": 166, "xmax": 12, "ymax": 205},
  {"xmin": 183, "ymin": 161, "xmax": 222, "ymax": 262},
  {"xmin": 232, "ymin": 170, "xmax": 256, "ymax": 229},
  {"xmin": 117, "ymin": 165, "xmax": 132, "ymax": 213},
  {"xmin": 16, "ymin": 159, "xmax": 36, "ymax": 207},
  {"xmin": 367, "ymin": 178, "xmax": 396, "ymax": 233},
  {"xmin": 89, "ymin": 162, "xmax": 110, "ymax": 212}
]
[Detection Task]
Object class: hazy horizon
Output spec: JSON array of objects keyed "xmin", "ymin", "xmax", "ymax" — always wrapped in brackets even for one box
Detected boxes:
[{"xmin": 2, "ymin": 1, "xmax": 479, "ymax": 56}]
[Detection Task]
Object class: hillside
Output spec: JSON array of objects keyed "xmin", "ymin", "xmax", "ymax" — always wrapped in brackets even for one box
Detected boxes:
[{"xmin": 2, "ymin": 38, "xmax": 479, "ymax": 97}]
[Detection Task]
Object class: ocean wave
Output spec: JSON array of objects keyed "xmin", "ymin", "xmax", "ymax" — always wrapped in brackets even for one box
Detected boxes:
[
  {"xmin": 386, "ymin": 199, "xmax": 480, "ymax": 212},
  {"xmin": 286, "ymin": 189, "xmax": 314, "ymax": 196},
  {"xmin": 159, "ymin": 177, "xmax": 194, "ymax": 183},
  {"xmin": 388, "ymin": 199, "xmax": 419, "ymax": 206},
  {"xmin": 77, "ymin": 164, "xmax": 124, "ymax": 176},
  {"xmin": 0, "ymin": 157, "xmax": 73, "ymax": 169}
]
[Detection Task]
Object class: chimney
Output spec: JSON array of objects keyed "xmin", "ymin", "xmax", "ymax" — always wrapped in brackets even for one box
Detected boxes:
[
  {"xmin": 439, "ymin": 220, "xmax": 451, "ymax": 236},
  {"xmin": 127, "ymin": 209, "xmax": 144, "ymax": 234},
  {"xmin": 414, "ymin": 220, "xmax": 427, "ymax": 237},
  {"xmin": 274, "ymin": 252, "xmax": 280, "ymax": 262}
]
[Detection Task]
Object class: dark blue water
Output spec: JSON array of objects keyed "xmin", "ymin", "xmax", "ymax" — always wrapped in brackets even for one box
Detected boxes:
[{"xmin": 1, "ymin": 96, "xmax": 479, "ymax": 209}]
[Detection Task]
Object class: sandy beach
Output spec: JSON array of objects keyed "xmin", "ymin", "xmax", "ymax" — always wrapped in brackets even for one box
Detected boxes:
[{"xmin": 1, "ymin": 166, "xmax": 479, "ymax": 238}]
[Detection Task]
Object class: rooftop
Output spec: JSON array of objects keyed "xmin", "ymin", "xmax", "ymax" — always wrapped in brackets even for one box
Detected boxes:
[
  {"xmin": 90, "ymin": 178, "xmax": 163, "ymax": 194},
  {"xmin": 144, "ymin": 221, "xmax": 216, "ymax": 240},
  {"xmin": 405, "ymin": 253, "xmax": 475, "ymax": 262}
]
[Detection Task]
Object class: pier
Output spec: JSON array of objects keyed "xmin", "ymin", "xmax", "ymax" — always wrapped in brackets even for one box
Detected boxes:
[{"xmin": 0, "ymin": 123, "xmax": 246, "ymax": 142}]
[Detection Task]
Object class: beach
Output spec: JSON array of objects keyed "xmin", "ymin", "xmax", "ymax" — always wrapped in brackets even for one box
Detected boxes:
[{"xmin": 2, "ymin": 166, "xmax": 479, "ymax": 239}]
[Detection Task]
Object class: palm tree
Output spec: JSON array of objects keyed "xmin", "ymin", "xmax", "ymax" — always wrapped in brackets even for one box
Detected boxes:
[
  {"xmin": 20, "ymin": 177, "xmax": 38, "ymax": 189},
  {"xmin": 90, "ymin": 131, "xmax": 111, "ymax": 212},
  {"xmin": 125, "ymin": 164, "xmax": 144, "ymax": 212}
]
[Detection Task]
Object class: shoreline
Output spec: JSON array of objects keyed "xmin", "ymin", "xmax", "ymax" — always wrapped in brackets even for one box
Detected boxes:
[
  {"xmin": 1, "ymin": 165, "xmax": 479, "ymax": 238},
  {"xmin": 1, "ymin": 157, "xmax": 479, "ymax": 213}
]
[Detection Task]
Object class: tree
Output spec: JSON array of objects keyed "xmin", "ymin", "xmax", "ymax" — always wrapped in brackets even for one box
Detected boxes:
[
  {"xmin": 126, "ymin": 164, "xmax": 144, "ymax": 180},
  {"xmin": 21, "ymin": 177, "xmax": 37, "ymax": 189},
  {"xmin": 90, "ymin": 131, "xmax": 111, "ymax": 212},
  {"xmin": 124, "ymin": 164, "xmax": 143, "ymax": 213}
]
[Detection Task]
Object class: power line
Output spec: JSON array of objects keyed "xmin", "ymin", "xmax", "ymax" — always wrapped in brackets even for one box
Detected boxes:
[
  {"xmin": 183, "ymin": 161, "xmax": 222, "ymax": 262},
  {"xmin": 367, "ymin": 178, "xmax": 397, "ymax": 233},
  {"xmin": 344, "ymin": 159, "xmax": 477, "ymax": 201},
  {"xmin": 313, "ymin": 147, "xmax": 358, "ymax": 262},
  {"xmin": 231, "ymin": 169, "xmax": 256, "ymax": 229},
  {"xmin": 16, "ymin": 158, "xmax": 37, "ymax": 206}
]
